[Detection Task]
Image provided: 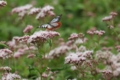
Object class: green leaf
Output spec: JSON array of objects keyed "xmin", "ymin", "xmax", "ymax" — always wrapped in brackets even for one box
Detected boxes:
[
  {"xmin": 47, "ymin": 39, "xmax": 52, "ymax": 47},
  {"xmin": 0, "ymin": 43, "xmax": 8, "ymax": 49}
]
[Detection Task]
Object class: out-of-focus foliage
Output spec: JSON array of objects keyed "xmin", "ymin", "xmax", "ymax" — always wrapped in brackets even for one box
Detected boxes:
[{"xmin": 0, "ymin": 0, "xmax": 120, "ymax": 41}]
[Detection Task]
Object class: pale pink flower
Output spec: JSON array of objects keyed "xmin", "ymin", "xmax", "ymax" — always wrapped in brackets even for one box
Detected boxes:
[
  {"xmin": 75, "ymin": 38, "xmax": 87, "ymax": 45},
  {"xmin": 87, "ymin": 30, "xmax": 94, "ymax": 35},
  {"xmin": 113, "ymin": 68, "xmax": 120, "ymax": 76},
  {"xmin": 12, "ymin": 4, "xmax": 33, "ymax": 13},
  {"xmin": 23, "ymin": 25, "xmax": 33, "ymax": 33},
  {"xmin": 42, "ymin": 73, "xmax": 48, "ymax": 78},
  {"xmin": 7, "ymin": 36, "xmax": 30, "ymax": 50},
  {"xmin": 36, "ymin": 10, "xmax": 46, "ymax": 19},
  {"xmin": 71, "ymin": 66, "xmax": 77, "ymax": 70},
  {"xmin": 65, "ymin": 53, "xmax": 79, "ymax": 64},
  {"xmin": 27, "ymin": 53, "xmax": 36, "ymax": 58},
  {"xmin": 102, "ymin": 15, "xmax": 113, "ymax": 21},
  {"xmin": 28, "ymin": 7, "xmax": 41, "ymax": 15},
  {"xmin": 66, "ymin": 40, "xmax": 74, "ymax": 46},
  {"xmin": 12, "ymin": 4, "xmax": 33, "ymax": 18},
  {"xmin": 18, "ymin": 35, "xmax": 30, "ymax": 43},
  {"xmin": 111, "ymin": 62, "xmax": 120, "ymax": 70},
  {"xmin": 94, "ymin": 30, "xmax": 105, "ymax": 36},
  {"xmin": 115, "ymin": 45, "xmax": 120, "ymax": 50},
  {"xmin": 47, "ymin": 11, "xmax": 55, "ymax": 16},
  {"xmin": 108, "ymin": 55, "xmax": 117, "ymax": 64},
  {"xmin": 0, "ymin": 66, "xmax": 11, "ymax": 71},
  {"xmin": 68, "ymin": 33, "xmax": 79, "ymax": 40},
  {"xmin": 110, "ymin": 12, "xmax": 117, "ymax": 17},
  {"xmin": 18, "ymin": 10, "xmax": 27, "ymax": 18},
  {"xmin": 117, "ymin": 53, "xmax": 120, "ymax": 62},
  {"xmin": 101, "ymin": 69, "xmax": 112, "ymax": 75},
  {"xmin": 95, "ymin": 50, "xmax": 113, "ymax": 60},
  {"xmin": 36, "ymin": 5, "xmax": 54, "ymax": 20},
  {"xmin": 82, "ymin": 50, "xmax": 93, "ymax": 58},
  {"xmin": 27, "ymin": 30, "xmax": 60, "ymax": 43},
  {"xmin": 65, "ymin": 52, "xmax": 86, "ymax": 65},
  {"xmin": 13, "ymin": 49, "xmax": 25, "ymax": 58},
  {"xmin": 13, "ymin": 45, "xmax": 36, "ymax": 58},
  {"xmin": 0, "ymin": 49, "xmax": 13, "ymax": 59},
  {"xmin": 45, "ymin": 45, "xmax": 69, "ymax": 59},
  {"xmin": 2, "ymin": 72, "xmax": 21, "ymax": 80},
  {"xmin": 42, "ymin": 5, "xmax": 54, "ymax": 13},
  {"xmin": 0, "ymin": 1, "xmax": 7, "ymax": 7},
  {"xmin": 77, "ymin": 45, "xmax": 86, "ymax": 52}
]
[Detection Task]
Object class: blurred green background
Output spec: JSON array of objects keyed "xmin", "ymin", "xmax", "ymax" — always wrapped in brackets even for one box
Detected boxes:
[{"xmin": 0, "ymin": 0, "xmax": 120, "ymax": 41}]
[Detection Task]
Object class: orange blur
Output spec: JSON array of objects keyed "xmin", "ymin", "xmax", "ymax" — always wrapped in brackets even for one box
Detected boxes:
[{"xmin": 47, "ymin": 22, "xmax": 61, "ymax": 30}]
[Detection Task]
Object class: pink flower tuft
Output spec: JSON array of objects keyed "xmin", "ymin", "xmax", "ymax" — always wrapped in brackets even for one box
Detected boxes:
[{"xmin": 23, "ymin": 25, "xmax": 33, "ymax": 33}]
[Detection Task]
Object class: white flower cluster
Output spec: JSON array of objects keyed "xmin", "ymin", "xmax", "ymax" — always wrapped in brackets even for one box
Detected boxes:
[
  {"xmin": 14, "ymin": 46, "xmax": 37, "ymax": 58},
  {"xmin": 36, "ymin": 5, "xmax": 55, "ymax": 20},
  {"xmin": 96, "ymin": 50, "xmax": 120, "ymax": 77},
  {"xmin": 0, "ymin": 49, "xmax": 13, "ymax": 59},
  {"xmin": 68, "ymin": 33, "xmax": 79, "ymax": 40},
  {"xmin": 87, "ymin": 29, "xmax": 105, "ymax": 36},
  {"xmin": 0, "ymin": 66, "xmax": 11, "ymax": 71},
  {"xmin": 65, "ymin": 50, "xmax": 93, "ymax": 65},
  {"xmin": 2, "ymin": 73, "xmax": 21, "ymax": 80},
  {"xmin": 45, "ymin": 45, "xmax": 69, "ymax": 59},
  {"xmin": 28, "ymin": 7, "xmax": 41, "ymax": 15},
  {"xmin": 12, "ymin": 4, "xmax": 55, "ymax": 19},
  {"xmin": 23, "ymin": 25, "xmax": 33, "ymax": 33},
  {"xmin": 95, "ymin": 50, "xmax": 113, "ymax": 60},
  {"xmin": 102, "ymin": 15, "xmax": 113, "ymax": 21},
  {"xmin": 12, "ymin": 4, "xmax": 33, "ymax": 18},
  {"xmin": 0, "ymin": 0, "xmax": 7, "ymax": 7},
  {"xmin": 14, "ymin": 35, "xmax": 30, "ymax": 43},
  {"xmin": 27, "ymin": 30, "xmax": 60, "ymax": 43},
  {"xmin": 94, "ymin": 30, "xmax": 105, "ymax": 36}
]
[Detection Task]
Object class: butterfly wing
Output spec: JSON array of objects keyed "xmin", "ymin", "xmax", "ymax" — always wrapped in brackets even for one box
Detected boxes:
[
  {"xmin": 49, "ymin": 23, "xmax": 58, "ymax": 27},
  {"xmin": 38, "ymin": 24, "xmax": 52, "ymax": 29},
  {"xmin": 50, "ymin": 14, "xmax": 62, "ymax": 24}
]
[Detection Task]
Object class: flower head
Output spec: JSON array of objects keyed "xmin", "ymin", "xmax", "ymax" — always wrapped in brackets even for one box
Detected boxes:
[
  {"xmin": 102, "ymin": 15, "xmax": 113, "ymax": 21},
  {"xmin": 2, "ymin": 72, "xmax": 21, "ymax": 80},
  {"xmin": 28, "ymin": 7, "xmax": 41, "ymax": 15},
  {"xmin": 28, "ymin": 30, "xmax": 60, "ymax": 43},
  {"xmin": 0, "ymin": 1, "xmax": 7, "ymax": 7},
  {"xmin": 36, "ymin": 5, "xmax": 55, "ymax": 20},
  {"xmin": 0, "ymin": 49, "xmax": 13, "ymax": 59},
  {"xmin": 23, "ymin": 25, "xmax": 33, "ymax": 33},
  {"xmin": 68, "ymin": 33, "xmax": 79, "ymax": 40},
  {"xmin": 0, "ymin": 66, "xmax": 11, "ymax": 72}
]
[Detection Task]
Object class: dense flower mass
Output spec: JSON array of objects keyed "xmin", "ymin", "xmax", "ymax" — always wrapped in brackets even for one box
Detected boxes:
[
  {"xmin": 36, "ymin": 5, "xmax": 55, "ymax": 19},
  {"xmin": 65, "ymin": 50, "xmax": 93, "ymax": 65},
  {"xmin": 45, "ymin": 45, "xmax": 69, "ymax": 59},
  {"xmin": 27, "ymin": 30, "xmax": 60, "ymax": 43},
  {"xmin": 2, "ymin": 72, "xmax": 21, "ymax": 80},
  {"xmin": 12, "ymin": 4, "xmax": 33, "ymax": 18},
  {"xmin": 87, "ymin": 29, "xmax": 105, "ymax": 36},
  {"xmin": 12, "ymin": 4, "xmax": 33, "ymax": 13},
  {"xmin": 0, "ymin": 49, "xmax": 13, "ymax": 59},
  {"xmin": 11, "ymin": 4, "xmax": 55, "ymax": 19},
  {"xmin": 14, "ymin": 46, "xmax": 37, "ymax": 58},
  {"xmin": 15, "ymin": 35, "xmax": 30, "ymax": 43}
]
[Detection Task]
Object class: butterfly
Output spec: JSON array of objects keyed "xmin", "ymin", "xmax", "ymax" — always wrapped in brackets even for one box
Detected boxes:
[{"xmin": 38, "ymin": 14, "xmax": 62, "ymax": 30}]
